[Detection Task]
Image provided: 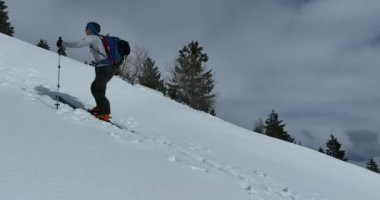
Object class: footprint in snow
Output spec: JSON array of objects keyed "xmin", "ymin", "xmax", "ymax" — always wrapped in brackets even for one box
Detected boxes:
[
  {"xmin": 188, "ymin": 142, "xmax": 211, "ymax": 153},
  {"xmin": 117, "ymin": 117, "xmax": 139, "ymax": 129},
  {"xmin": 168, "ymin": 155, "xmax": 209, "ymax": 173},
  {"xmin": 108, "ymin": 131, "xmax": 142, "ymax": 144}
]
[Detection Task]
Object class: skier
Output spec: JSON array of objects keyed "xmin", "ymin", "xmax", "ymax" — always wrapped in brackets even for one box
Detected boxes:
[{"xmin": 57, "ymin": 22, "xmax": 116, "ymax": 122}]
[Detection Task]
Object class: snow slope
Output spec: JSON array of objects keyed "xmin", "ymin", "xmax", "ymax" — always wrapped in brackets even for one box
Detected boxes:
[{"xmin": 0, "ymin": 33, "xmax": 380, "ymax": 200}]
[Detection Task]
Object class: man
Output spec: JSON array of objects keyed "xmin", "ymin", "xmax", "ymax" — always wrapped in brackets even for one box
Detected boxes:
[{"xmin": 57, "ymin": 22, "xmax": 116, "ymax": 122}]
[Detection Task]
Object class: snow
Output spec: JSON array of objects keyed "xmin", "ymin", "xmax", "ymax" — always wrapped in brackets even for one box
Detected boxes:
[{"xmin": 1, "ymin": 33, "xmax": 380, "ymax": 200}]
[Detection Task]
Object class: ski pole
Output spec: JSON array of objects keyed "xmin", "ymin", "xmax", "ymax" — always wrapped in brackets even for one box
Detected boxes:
[{"xmin": 55, "ymin": 37, "xmax": 63, "ymax": 109}]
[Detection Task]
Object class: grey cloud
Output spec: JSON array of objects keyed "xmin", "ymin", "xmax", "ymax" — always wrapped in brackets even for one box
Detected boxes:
[
  {"xmin": 298, "ymin": 130, "xmax": 317, "ymax": 148},
  {"xmin": 345, "ymin": 130, "xmax": 380, "ymax": 162},
  {"xmin": 346, "ymin": 152, "xmax": 367, "ymax": 162},
  {"xmin": 301, "ymin": 130, "xmax": 314, "ymax": 141},
  {"xmin": 346, "ymin": 130, "xmax": 379, "ymax": 144}
]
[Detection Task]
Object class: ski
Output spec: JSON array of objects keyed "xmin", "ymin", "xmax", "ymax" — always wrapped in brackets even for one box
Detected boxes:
[{"xmin": 56, "ymin": 96, "xmax": 124, "ymax": 129}]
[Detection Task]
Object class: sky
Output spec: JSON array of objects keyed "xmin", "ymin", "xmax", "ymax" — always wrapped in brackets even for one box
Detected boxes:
[{"xmin": 3, "ymin": 0, "xmax": 380, "ymax": 165}]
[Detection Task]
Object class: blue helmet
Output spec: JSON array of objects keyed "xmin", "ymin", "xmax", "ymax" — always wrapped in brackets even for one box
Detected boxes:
[{"xmin": 86, "ymin": 22, "xmax": 101, "ymax": 35}]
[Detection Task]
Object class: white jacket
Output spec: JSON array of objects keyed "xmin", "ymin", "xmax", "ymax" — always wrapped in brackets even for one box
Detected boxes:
[{"xmin": 63, "ymin": 35, "xmax": 108, "ymax": 66}]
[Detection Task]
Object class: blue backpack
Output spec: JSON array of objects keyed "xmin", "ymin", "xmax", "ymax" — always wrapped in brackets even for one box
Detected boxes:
[{"xmin": 98, "ymin": 35, "xmax": 130, "ymax": 66}]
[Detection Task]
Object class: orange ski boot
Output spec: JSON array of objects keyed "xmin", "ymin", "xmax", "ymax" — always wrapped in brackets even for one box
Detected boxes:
[{"xmin": 94, "ymin": 114, "xmax": 111, "ymax": 122}]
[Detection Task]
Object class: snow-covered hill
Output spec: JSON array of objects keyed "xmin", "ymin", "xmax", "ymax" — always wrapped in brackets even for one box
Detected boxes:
[{"xmin": 1, "ymin": 33, "xmax": 379, "ymax": 200}]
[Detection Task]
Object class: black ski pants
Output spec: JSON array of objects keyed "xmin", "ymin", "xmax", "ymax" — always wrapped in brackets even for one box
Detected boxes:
[{"xmin": 91, "ymin": 66, "xmax": 116, "ymax": 114}]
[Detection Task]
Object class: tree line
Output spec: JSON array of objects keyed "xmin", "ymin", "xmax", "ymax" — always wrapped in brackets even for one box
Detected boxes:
[
  {"xmin": 117, "ymin": 41, "xmax": 216, "ymax": 115},
  {"xmin": 254, "ymin": 109, "xmax": 379, "ymax": 174}
]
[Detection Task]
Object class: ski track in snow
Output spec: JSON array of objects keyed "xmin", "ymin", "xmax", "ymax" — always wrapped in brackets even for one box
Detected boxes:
[
  {"xmin": 0, "ymin": 66, "xmax": 326, "ymax": 200},
  {"xmin": 108, "ymin": 126, "xmax": 326, "ymax": 200}
]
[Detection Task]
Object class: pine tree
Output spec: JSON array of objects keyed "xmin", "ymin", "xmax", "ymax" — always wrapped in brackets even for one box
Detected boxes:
[
  {"xmin": 253, "ymin": 118, "xmax": 265, "ymax": 134},
  {"xmin": 138, "ymin": 57, "xmax": 166, "ymax": 94},
  {"xmin": 263, "ymin": 110, "xmax": 295, "ymax": 143},
  {"xmin": 325, "ymin": 134, "xmax": 347, "ymax": 161},
  {"xmin": 318, "ymin": 147, "xmax": 325, "ymax": 153},
  {"xmin": 167, "ymin": 41, "xmax": 216, "ymax": 113},
  {"xmin": 37, "ymin": 39, "xmax": 50, "ymax": 50},
  {"xmin": 366, "ymin": 158, "xmax": 379, "ymax": 173},
  {"xmin": 0, "ymin": 0, "xmax": 14, "ymax": 36}
]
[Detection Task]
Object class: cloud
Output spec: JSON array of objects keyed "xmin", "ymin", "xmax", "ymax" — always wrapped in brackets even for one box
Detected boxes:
[
  {"xmin": 301, "ymin": 130, "xmax": 314, "ymax": 141},
  {"xmin": 213, "ymin": 0, "xmax": 380, "ymax": 130},
  {"xmin": 345, "ymin": 130, "xmax": 380, "ymax": 162}
]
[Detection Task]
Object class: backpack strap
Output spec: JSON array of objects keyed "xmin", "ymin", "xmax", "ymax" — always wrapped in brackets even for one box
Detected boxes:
[
  {"xmin": 90, "ymin": 44, "xmax": 107, "ymax": 59},
  {"xmin": 89, "ymin": 35, "xmax": 115, "ymax": 66},
  {"xmin": 100, "ymin": 35, "xmax": 115, "ymax": 65}
]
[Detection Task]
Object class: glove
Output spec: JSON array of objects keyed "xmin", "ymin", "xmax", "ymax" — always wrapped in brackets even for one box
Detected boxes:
[
  {"xmin": 58, "ymin": 46, "xmax": 66, "ymax": 55},
  {"xmin": 57, "ymin": 37, "xmax": 63, "ymax": 48}
]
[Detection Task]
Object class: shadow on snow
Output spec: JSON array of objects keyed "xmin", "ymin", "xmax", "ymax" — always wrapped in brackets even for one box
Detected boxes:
[{"xmin": 34, "ymin": 85, "xmax": 86, "ymax": 110}]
